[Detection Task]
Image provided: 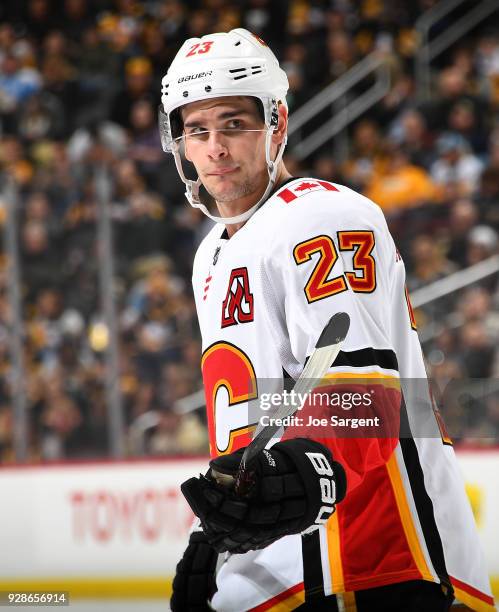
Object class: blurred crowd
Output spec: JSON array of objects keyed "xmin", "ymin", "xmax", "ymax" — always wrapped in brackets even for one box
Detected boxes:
[{"xmin": 0, "ymin": 0, "xmax": 498, "ymax": 462}]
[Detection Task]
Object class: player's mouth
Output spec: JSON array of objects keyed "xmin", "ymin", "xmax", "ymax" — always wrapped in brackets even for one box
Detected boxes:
[{"xmin": 207, "ymin": 166, "xmax": 238, "ymax": 176}]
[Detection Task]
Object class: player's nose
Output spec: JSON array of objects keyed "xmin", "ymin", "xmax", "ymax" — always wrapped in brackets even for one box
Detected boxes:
[{"xmin": 206, "ymin": 130, "xmax": 229, "ymax": 159}]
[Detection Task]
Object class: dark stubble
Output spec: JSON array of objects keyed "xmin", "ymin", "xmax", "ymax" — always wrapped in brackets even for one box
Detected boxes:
[{"xmin": 205, "ymin": 167, "xmax": 267, "ymax": 203}]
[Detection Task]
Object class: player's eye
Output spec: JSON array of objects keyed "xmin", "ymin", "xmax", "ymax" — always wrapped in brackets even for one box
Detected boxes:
[
  {"xmin": 186, "ymin": 126, "xmax": 206, "ymax": 135},
  {"xmin": 184, "ymin": 127, "xmax": 209, "ymax": 141},
  {"xmin": 225, "ymin": 119, "xmax": 243, "ymax": 130},
  {"xmin": 180, "ymin": 119, "xmax": 250, "ymax": 144}
]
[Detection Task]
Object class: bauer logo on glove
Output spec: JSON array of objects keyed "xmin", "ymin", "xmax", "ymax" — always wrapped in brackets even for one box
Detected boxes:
[{"xmin": 181, "ymin": 438, "xmax": 347, "ymax": 554}]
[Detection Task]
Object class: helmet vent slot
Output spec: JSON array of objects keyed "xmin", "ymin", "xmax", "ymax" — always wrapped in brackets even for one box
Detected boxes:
[{"xmin": 229, "ymin": 65, "xmax": 264, "ymax": 80}]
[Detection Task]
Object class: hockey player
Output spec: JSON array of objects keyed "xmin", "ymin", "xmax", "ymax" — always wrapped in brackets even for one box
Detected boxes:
[{"xmin": 159, "ymin": 28, "xmax": 494, "ymax": 611}]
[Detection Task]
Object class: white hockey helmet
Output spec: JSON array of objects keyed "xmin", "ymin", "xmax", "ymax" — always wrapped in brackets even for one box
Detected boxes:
[{"xmin": 159, "ymin": 28, "xmax": 289, "ymax": 224}]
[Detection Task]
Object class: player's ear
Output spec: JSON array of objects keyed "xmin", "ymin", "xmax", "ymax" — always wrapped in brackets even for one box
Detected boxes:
[{"xmin": 272, "ymin": 102, "xmax": 288, "ymax": 147}]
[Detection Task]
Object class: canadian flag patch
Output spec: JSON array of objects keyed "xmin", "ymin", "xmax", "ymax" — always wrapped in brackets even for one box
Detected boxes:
[{"xmin": 277, "ymin": 180, "xmax": 338, "ymax": 203}]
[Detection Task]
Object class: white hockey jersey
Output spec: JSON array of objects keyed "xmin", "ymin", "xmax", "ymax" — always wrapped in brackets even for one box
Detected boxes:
[{"xmin": 191, "ymin": 178, "xmax": 494, "ymax": 611}]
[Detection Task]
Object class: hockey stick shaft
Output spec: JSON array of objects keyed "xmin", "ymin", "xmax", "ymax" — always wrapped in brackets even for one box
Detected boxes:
[{"xmin": 212, "ymin": 312, "xmax": 350, "ymax": 493}]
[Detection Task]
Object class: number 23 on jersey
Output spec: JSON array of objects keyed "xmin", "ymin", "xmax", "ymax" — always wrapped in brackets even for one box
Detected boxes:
[{"xmin": 293, "ymin": 230, "xmax": 376, "ymax": 302}]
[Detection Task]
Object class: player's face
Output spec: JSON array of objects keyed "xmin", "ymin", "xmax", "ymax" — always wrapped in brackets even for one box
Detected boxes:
[{"xmin": 180, "ymin": 96, "xmax": 271, "ymax": 205}]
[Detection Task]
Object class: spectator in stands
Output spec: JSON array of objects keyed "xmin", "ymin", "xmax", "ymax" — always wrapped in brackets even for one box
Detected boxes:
[
  {"xmin": 124, "ymin": 257, "xmax": 185, "ymax": 330},
  {"xmin": 282, "ymin": 59, "xmax": 307, "ymax": 113},
  {"xmin": 29, "ymin": 287, "xmax": 65, "ymax": 364},
  {"xmin": 342, "ymin": 119, "xmax": 384, "ymax": 190},
  {"xmin": 134, "ymin": 322, "xmax": 170, "ymax": 385},
  {"xmin": 376, "ymin": 71, "xmax": 415, "ymax": 127},
  {"xmin": 459, "ymin": 320, "xmax": 495, "ymax": 379},
  {"xmin": 476, "ymin": 31, "xmax": 499, "ymax": 107},
  {"xmin": 388, "ymin": 107, "xmax": 434, "ymax": 170},
  {"xmin": 427, "ymin": 327, "xmax": 461, "ymax": 374},
  {"xmin": 17, "ymin": 90, "xmax": 66, "ymax": 142},
  {"xmin": 431, "ymin": 132, "xmax": 484, "ymax": 198},
  {"xmin": 24, "ymin": 191, "xmax": 59, "ymax": 240},
  {"xmin": 119, "ymin": 191, "xmax": 167, "ymax": 263},
  {"xmin": 21, "ymin": 221, "xmax": 61, "ymax": 300},
  {"xmin": 406, "ymin": 233, "xmax": 457, "ymax": 325},
  {"xmin": 75, "ymin": 25, "xmax": 120, "ymax": 126},
  {"xmin": 23, "ymin": 0, "xmax": 58, "ymax": 43},
  {"xmin": 312, "ymin": 155, "xmax": 345, "ymax": 185},
  {"xmin": 365, "ymin": 141, "xmax": 440, "ymax": 214},
  {"xmin": 0, "ymin": 23, "xmax": 15, "ymax": 63},
  {"xmin": 448, "ymin": 99, "xmax": 489, "ymax": 155},
  {"xmin": 110, "ymin": 56, "xmax": 158, "ymax": 129},
  {"xmin": 458, "ymin": 287, "xmax": 499, "ymax": 343},
  {"xmin": 463, "ymin": 225, "xmax": 499, "ymax": 296},
  {"xmin": 408, "ymin": 234, "xmax": 457, "ymax": 290},
  {"xmin": 326, "ymin": 30, "xmax": 358, "ymax": 83},
  {"xmin": 156, "ymin": 0, "xmax": 187, "ymax": 45},
  {"xmin": 127, "ymin": 98, "xmax": 163, "ymax": 188},
  {"xmin": 160, "ymin": 362, "xmax": 200, "ymax": 410},
  {"xmin": 33, "ymin": 141, "xmax": 75, "ymax": 216},
  {"xmin": 445, "ymin": 198, "xmax": 479, "ymax": 268},
  {"xmin": 421, "ymin": 66, "xmax": 488, "ymax": 134},
  {"xmin": 0, "ymin": 52, "xmax": 42, "ymax": 133},
  {"xmin": 145, "ymin": 408, "xmax": 183, "ymax": 455},
  {"xmin": 465, "ymin": 224, "xmax": 498, "ymax": 267},
  {"xmin": 61, "ymin": 0, "xmax": 94, "ymax": 45},
  {"xmin": 147, "ymin": 407, "xmax": 207, "ymax": 455},
  {"xmin": 41, "ymin": 32, "xmax": 79, "ymax": 114},
  {"xmin": 38, "ymin": 366, "xmax": 85, "ymax": 459}
]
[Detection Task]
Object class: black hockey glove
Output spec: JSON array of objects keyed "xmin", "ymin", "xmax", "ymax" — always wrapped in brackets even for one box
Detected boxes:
[
  {"xmin": 170, "ymin": 525, "xmax": 218, "ymax": 612},
  {"xmin": 181, "ymin": 438, "xmax": 347, "ymax": 554}
]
